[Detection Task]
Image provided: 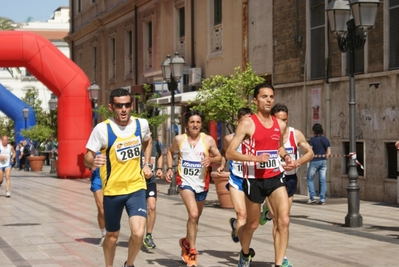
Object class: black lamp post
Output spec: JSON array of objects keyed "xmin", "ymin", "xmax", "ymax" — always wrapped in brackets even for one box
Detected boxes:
[
  {"xmin": 22, "ymin": 107, "xmax": 29, "ymax": 130},
  {"xmin": 161, "ymin": 52, "xmax": 185, "ymax": 195},
  {"xmin": 48, "ymin": 98, "xmax": 58, "ymax": 174},
  {"xmin": 87, "ymin": 82, "xmax": 100, "ymax": 128},
  {"xmin": 326, "ymin": 0, "xmax": 380, "ymax": 227}
]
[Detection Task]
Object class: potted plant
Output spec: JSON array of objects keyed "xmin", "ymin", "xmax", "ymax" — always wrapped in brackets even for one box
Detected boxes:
[{"xmin": 20, "ymin": 125, "xmax": 54, "ymax": 172}]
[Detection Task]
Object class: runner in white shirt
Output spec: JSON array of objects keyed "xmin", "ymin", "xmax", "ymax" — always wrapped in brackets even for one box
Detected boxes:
[{"xmin": 0, "ymin": 136, "xmax": 16, "ymax": 197}]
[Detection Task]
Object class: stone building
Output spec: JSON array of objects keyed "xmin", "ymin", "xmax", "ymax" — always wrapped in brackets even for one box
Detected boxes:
[{"xmin": 67, "ymin": 0, "xmax": 399, "ymax": 204}]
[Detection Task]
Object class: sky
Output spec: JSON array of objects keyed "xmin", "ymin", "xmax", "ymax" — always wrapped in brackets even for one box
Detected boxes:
[{"xmin": 1, "ymin": 0, "xmax": 69, "ymax": 23}]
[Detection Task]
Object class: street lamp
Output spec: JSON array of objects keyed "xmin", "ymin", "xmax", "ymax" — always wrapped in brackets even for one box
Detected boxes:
[
  {"xmin": 88, "ymin": 82, "xmax": 100, "ymax": 127},
  {"xmin": 48, "ymin": 98, "xmax": 58, "ymax": 174},
  {"xmin": 161, "ymin": 52, "xmax": 185, "ymax": 195},
  {"xmin": 22, "ymin": 107, "xmax": 29, "ymax": 129},
  {"xmin": 326, "ymin": 0, "xmax": 380, "ymax": 227}
]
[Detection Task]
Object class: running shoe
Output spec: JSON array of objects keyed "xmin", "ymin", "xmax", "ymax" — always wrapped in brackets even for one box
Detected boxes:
[
  {"xmin": 259, "ymin": 203, "xmax": 271, "ymax": 225},
  {"xmin": 186, "ymin": 248, "xmax": 198, "ymax": 267},
  {"xmin": 282, "ymin": 257, "xmax": 293, "ymax": 267},
  {"xmin": 121, "ymin": 261, "xmax": 134, "ymax": 267},
  {"xmin": 179, "ymin": 237, "xmax": 190, "ymax": 263},
  {"xmin": 143, "ymin": 234, "xmax": 156, "ymax": 248},
  {"xmin": 229, "ymin": 218, "xmax": 239, "ymax": 243},
  {"xmin": 238, "ymin": 250, "xmax": 251, "ymax": 267},
  {"xmin": 6, "ymin": 191, "xmax": 10, "ymax": 198}
]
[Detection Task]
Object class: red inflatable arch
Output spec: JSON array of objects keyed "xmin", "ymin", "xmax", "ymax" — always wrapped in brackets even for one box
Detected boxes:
[{"xmin": 0, "ymin": 31, "xmax": 92, "ymax": 178}]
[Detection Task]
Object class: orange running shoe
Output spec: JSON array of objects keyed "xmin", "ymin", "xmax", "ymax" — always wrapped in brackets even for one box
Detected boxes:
[
  {"xmin": 179, "ymin": 238, "xmax": 190, "ymax": 263},
  {"xmin": 186, "ymin": 248, "xmax": 198, "ymax": 267}
]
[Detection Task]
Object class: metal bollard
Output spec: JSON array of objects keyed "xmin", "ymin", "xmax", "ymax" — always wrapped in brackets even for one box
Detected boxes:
[{"xmin": 49, "ymin": 151, "xmax": 56, "ymax": 174}]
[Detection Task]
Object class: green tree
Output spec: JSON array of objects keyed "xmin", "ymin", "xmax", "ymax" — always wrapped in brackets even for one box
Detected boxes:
[
  {"xmin": 0, "ymin": 16, "xmax": 16, "ymax": 30},
  {"xmin": 21, "ymin": 88, "xmax": 56, "ymax": 129},
  {"xmin": 20, "ymin": 125, "xmax": 54, "ymax": 153},
  {"xmin": 0, "ymin": 117, "xmax": 15, "ymax": 142},
  {"xmin": 191, "ymin": 63, "xmax": 264, "ymax": 133},
  {"xmin": 95, "ymin": 84, "xmax": 168, "ymax": 130}
]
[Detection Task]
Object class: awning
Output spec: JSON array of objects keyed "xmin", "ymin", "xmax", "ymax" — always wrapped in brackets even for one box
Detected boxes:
[{"xmin": 147, "ymin": 91, "xmax": 199, "ymax": 106}]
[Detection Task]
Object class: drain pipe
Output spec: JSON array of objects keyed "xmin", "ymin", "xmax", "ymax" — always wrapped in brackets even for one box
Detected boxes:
[
  {"xmin": 242, "ymin": 0, "xmax": 248, "ymax": 69},
  {"xmin": 191, "ymin": 0, "xmax": 195, "ymax": 68},
  {"xmin": 325, "ymin": 16, "xmax": 332, "ymax": 197}
]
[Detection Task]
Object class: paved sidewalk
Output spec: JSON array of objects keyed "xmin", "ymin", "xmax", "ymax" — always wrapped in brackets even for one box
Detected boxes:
[{"xmin": 0, "ymin": 166, "xmax": 398, "ymax": 266}]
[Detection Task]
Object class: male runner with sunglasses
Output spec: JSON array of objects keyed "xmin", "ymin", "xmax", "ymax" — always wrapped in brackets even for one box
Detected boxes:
[{"xmin": 84, "ymin": 88, "xmax": 153, "ymax": 267}]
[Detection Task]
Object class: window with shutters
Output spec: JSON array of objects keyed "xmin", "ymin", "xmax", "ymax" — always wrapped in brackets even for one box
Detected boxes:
[
  {"xmin": 211, "ymin": 0, "xmax": 223, "ymax": 53},
  {"xmin": 108, "ymin": 33, "xmax": 116, "ymax": 83},
  {"xmin": 93, "ymin": 46, "xmax": 97, "ymax": 82},
  {"xmin": 310, "ymin": 0, "xmax": 325, "ymax": 80},
  {"xmin": 214, "ymin": 0, "xmax": 222, "ymax": 26},
  {"xmin": 145, "ymin": 21, "xmax": 152, "ymax": 70},
  {"xmin": 125, "ymin": 28, "xmax": 134, "ymax": 79},
  {"xmin": 179, "ymin": 7, "xmax": 185, "ymax": 38},
  {"xmin": 178, "ymin": 6, "xmax": 185, "ymax": 59},
  {"xmin": 386, "ymin": 142, "xmax": 398, "ymax": 179},
  {"xmin": 390, "ymin": 0, "xmax": 399, "ymax": 69}
]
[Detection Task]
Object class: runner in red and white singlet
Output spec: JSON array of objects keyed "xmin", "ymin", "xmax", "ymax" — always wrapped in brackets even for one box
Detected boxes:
[{"xmin": 226, "ymin": 83, "xmax": 295, "ymax": 267}]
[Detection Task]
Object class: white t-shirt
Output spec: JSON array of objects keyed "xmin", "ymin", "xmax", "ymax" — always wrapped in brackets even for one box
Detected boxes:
[
  {"xmin": 86, "ymin": 117, "xmax": 151, "ymax": 152},
  {"xmin": 0, "ymin": 144, "xmax": 12, "ymax": 168}
]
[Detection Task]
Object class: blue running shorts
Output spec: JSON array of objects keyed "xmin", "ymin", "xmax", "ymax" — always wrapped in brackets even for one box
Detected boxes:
[
  {"xmin": 178, "ymin": 185, "xmax": 208, "ymax": 202},
  {"xmin": 103, "ymin": 189, "xmax": 147, "ymax": 232},
  {"xmin": 90, "ymin": 168, "xmax": 102, "ymax": 192}
]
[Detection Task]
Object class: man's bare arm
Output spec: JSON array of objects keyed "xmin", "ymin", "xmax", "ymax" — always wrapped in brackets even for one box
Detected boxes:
[
  {"xmin": 295, "ymin": 129, "xmax": 314, "ymax": 166},
  {"xmin": 142, "ymin": 136, "xmax": 153, "ymax": 178},
  {"xmin": 217, "ymin": 134, "xmax": 233, "ymax": 172},
  {"xmin": 165, "ymin": 135, "xmax": 181, "ymax": 183},
  {"xmin": 205, "ymin": 135, "xmax": 222, "ymax": 166}
]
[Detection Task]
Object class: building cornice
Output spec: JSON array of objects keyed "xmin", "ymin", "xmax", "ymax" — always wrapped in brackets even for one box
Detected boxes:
[
  {"xmin": 273, "ymin": 69, "xmax": 399, "ymax": 90},
  {"xmin": 65, "ymin": 0, "xmax": 151, "ymax": 43}
]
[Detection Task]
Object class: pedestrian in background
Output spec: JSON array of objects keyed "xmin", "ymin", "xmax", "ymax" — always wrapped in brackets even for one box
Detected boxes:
[
  {"xmin": 0, "ymin": 135, "xmax": 16, "ymax": 197},
  {"xmin": 306, "ymin": 123, "xmax": 331, "ymax": 205}
]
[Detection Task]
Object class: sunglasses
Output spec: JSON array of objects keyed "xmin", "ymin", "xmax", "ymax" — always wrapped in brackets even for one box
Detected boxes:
[{"xmin": 113, "ymin": 102, "xmax": 132, "ymax": 109}]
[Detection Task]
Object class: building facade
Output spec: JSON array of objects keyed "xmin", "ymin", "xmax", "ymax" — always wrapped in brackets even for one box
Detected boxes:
[{"xmin": 67, "ymin": 0, "xmax": 399, "ymax": 204}]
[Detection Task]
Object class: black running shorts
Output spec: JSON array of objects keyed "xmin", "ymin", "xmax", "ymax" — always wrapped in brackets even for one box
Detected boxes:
[{"xmin": 242, "ymin": 173, "xmax": 286, "ymax": 203}]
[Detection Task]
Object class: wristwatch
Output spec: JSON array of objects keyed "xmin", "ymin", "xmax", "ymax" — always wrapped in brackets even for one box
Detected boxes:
[{"xmin": 144, "ymin": 163, "xmax": 153, "ymax": 169}]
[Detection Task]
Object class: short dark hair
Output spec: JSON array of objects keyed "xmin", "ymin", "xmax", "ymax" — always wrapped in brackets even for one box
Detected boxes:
[
  {"xmin": 253, "ymin": 82, "xmax": 275, "ymax": 98},
  {"xmin": 271, "ymin": 103, "xmax": 288, "ymax": 115},
  {"xmin": 312, "ymin": 123, "xmax": 324, "ymax": 135},
  {"xmin": 184, "ymin": 110, "xmax": 204, "ymax": 124},
  {"xmin": 109, "ymin": 88, "xmax": 132, "ymax": 103},
  {"xmin": 237, "ymin": 107, "xmax": 252, "ymax": 120}
]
